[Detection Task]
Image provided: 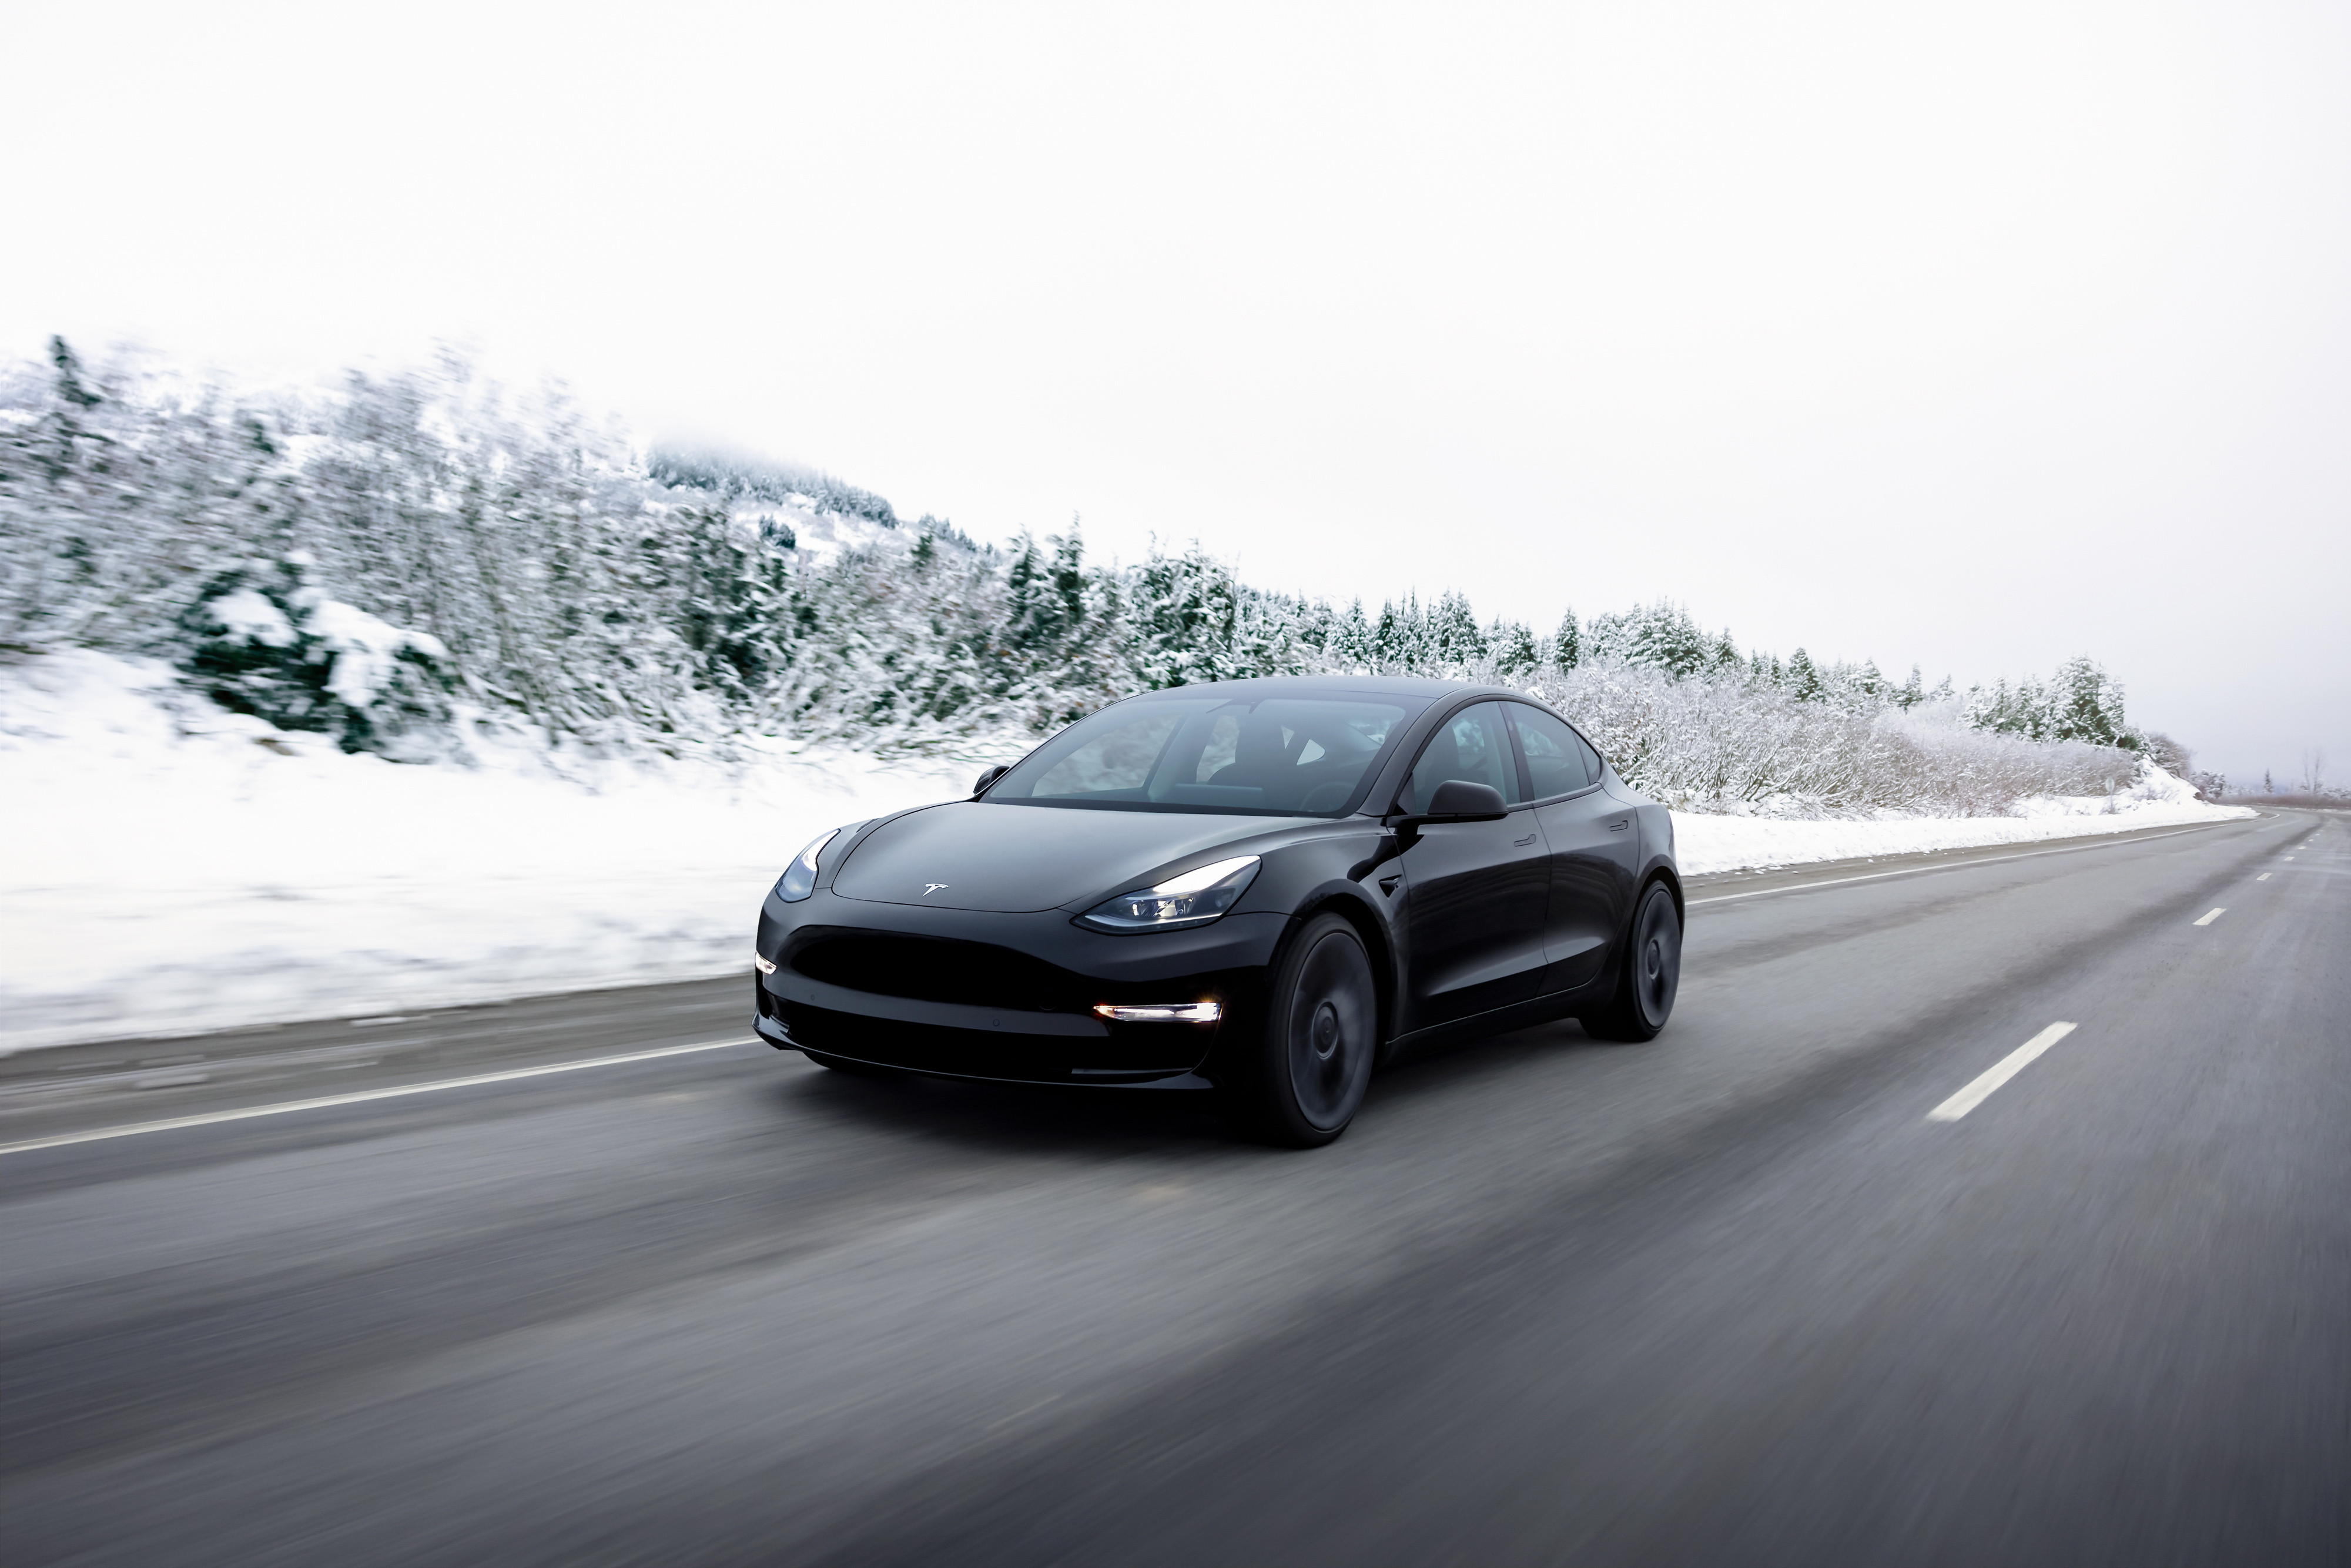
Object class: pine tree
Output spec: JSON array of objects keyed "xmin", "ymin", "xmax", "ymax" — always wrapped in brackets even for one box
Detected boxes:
[
  {"xmin": 1331, "ymin": 599, "xmax": 1375, "ymax": 670},
  {"xmin": 1428, "ymin": 591, "xmax": 1485, "ymax": 671},
  {"xmin": 48, "ymin": 335, "xmax": 102, "ymax": 410},
  {"xmin": 1492, "ymin": 619, "xmax": 1538, "ymax": 678},
  {"xmin": 2047, "ymin": 656, "xmax": 2126, "ymax": 746},
  {"xmin": 1552, "ymin": 608, "xmax": 1582, "ymax": 671},
  {"xmin": 1374, "ymin": 594, "xmax": 1426, "ymax": 672},
  {"xmin": 1786, "ymin": 648, "xmax": 1823, "ymax": 702},
  {"xmin": 1588, "ymin": 601, "xmax": 1709, "ymax": 679}
]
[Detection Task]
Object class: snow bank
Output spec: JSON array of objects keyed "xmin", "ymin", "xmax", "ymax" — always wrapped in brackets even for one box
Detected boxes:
[
  {"xmin": 1671, "ymin": 784, "xmax": 2250, "ymax": 876},
  {"xmin": 0, "ymin": 653, "xmax": 2252, "ymax": 1052},
  {"xmin": 0, "ymin": 652, "xmax": 982, "ymax": 1053}
]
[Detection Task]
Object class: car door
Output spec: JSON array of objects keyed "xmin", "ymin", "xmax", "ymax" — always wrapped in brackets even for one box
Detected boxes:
[
  {"xmin": 1394, "ymin": 701, "xmax": 1552, "ymax": 1030},
  {"xmin": 1504, "ymin": 703, "xmax": 1639, "ymax": 993}
]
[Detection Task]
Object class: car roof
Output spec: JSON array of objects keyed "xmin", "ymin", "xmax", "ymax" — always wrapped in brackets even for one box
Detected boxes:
[{"xmin": 1119, "ymin": 674, "xmax": 1519, "ymax": 702}]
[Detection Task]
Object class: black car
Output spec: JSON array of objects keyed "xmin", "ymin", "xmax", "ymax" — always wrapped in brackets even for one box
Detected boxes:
[{"xmin": 753, "ymin": 676, "xmax": 1682, "ymax": 1145}]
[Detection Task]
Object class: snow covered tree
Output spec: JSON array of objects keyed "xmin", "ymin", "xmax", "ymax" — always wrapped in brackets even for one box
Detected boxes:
[
  {"xmin": 1428, "ymin": 591, "xmax": 1486, "ymax": 671},
  {"xmin": 2044, "ymin": 656, "xmax": 2131, "ymax": 747},
  {"xmin": 1328, "ymin": 600, "xmax": 1375, "ymax": 670},
  {"xmin": 1785, "ymin": 648, "xmax": 1823, "ymax": 702},
  {"xmin": 1587, "ymin": 601, "xmax": 1711, "ymax": 679},
  {"xmin": 1491, "ymin": 618, "xmax": 1539, "ymax": 678},
  {"xmin": 1550, "ymin": 608, "xmax": 1582, "ymax": 671},
  {"xmin": 1373, "ymin": 594, "xmax": 1425, "ymax": 672},
  {"xmin": 1962, "ymin": 659, "xmax": 2130, "ymax": 749}
]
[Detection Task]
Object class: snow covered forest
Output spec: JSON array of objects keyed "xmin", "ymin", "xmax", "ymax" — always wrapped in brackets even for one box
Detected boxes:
[{"xmin": 2, "ymin": 341, "xmax": 2208, "ymax": 816}]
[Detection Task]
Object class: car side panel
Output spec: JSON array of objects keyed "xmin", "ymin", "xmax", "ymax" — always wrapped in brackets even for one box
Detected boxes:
[
  {"xmin": 1530, "ymin": 786, "xmax": 1640, "ymax": 993},
  {"xmin": 1393, "ymin": 812, "xmax": 1552, "ymax": 1030}
]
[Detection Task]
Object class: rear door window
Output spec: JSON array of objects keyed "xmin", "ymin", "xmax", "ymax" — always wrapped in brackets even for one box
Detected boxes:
[{"xmin": 1506, "ymin": 704, "xmax": 1594, "ymax": 799}]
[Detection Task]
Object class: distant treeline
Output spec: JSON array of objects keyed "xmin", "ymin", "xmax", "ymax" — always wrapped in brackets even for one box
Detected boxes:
[{"xmin": 1, "ymin": 341, "xmax": 2204, "ymax": 812}]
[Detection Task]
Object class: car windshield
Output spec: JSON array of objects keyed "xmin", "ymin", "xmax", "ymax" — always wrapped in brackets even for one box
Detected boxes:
[{"xmin": 987, "ymin": 695, "xmax": 1419, "ymax": 815}]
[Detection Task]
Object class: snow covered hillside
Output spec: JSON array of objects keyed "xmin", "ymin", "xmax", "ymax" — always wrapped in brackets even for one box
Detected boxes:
[
  {"xmin": 7, "ymin": 343, "xmax": 2219, "ymax": 809},
  {"xmin": 0, "ymin": 655, "xmax": 2250, "ymax": 1053}
]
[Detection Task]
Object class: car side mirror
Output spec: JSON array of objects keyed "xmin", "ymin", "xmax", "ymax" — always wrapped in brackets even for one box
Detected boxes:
[
  {"xmin": 1424, "ymin": 779, "xmax": 1510, "ymax": 820},
  {"xmin": 1387, "ymin": 779, "xmax": 1511, "ymax": 846},
  {"xmin": 973, "ymin": 764, "xmax": 1010, "ymax": 796}
]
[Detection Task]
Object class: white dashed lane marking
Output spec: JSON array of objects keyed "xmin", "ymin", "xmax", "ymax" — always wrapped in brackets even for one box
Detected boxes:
[
  {"xmin": 2194, "ymin": 908, "xmax": 2227, "ymax": 926},
  {"xmin": 2258, "ymin": 873, "xmax": 2272, "ymax": 881},
  {"xmin": 0, "ymin": 1038, "xmax": 756, "ymax": 1157},
  {"xmin": 1929, "ymin": 1023, "xmax": 2079, "ymax": 1123}
]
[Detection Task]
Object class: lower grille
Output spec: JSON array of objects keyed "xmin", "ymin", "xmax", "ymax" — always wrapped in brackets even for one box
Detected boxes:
[
  {"xmin": 777, "ymin": 1000, "xmax": 1213, "ymax": 1084},
  {"xmin": 787, "ymin": 932, "xmax": 1084, "ymax": 1014}
]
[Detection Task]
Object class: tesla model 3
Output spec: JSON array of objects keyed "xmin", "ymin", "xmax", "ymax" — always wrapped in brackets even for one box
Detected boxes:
[{"xmin": 752, "ymin": 676, "xmax": 1682, "ymax": 1145}]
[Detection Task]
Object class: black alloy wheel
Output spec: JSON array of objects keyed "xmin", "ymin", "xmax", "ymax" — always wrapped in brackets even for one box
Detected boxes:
[
  {"xmin": 1583, "ymin": 882, "xmax": 1682, "ymax": 1042},
  {"xmin": 1241, "ymin": 912, "xmax": 1379, "ymax": 1147}
]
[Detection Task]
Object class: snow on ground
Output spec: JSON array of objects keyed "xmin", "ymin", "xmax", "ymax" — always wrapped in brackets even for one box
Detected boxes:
[
  {"xmin": 1672, "ymin": 786, "xmax": 2250, "ymax": 876},
  {"xmin": 0, "ymin": 653, "xmax": 2253, "ymax": 1052},
  {"xmin": 0, "ymin": 653, "xmax": 982, "ymax": 1053}
]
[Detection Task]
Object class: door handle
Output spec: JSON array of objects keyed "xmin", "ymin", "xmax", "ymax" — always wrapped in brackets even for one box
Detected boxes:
[
  {"xmin": 1609, "ymin": 819, "xmax": 1629, "ymax": 832},
  {"xmin": 1513, "ymin": 832, "xmax": 1538, "ymax": 847}
]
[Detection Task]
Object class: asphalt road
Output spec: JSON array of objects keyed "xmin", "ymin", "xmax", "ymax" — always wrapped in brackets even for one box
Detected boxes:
[{"xmin": 3, "ymin": 810, "xmax": 2343, "ymax": 1566}]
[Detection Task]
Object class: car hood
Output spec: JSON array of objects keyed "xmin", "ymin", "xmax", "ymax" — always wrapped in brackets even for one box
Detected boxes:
[{"xmin": 829, "ymin": 802, "xmax": 1306, "ymax": 913}]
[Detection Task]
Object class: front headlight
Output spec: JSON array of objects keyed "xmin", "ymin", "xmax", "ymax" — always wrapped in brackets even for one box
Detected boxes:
[
  {"xmin": 1077, "ymin": 855, "xmax": 1261, "ymax": 933},
  {"xmin": 775, "ymin": 827, "xmax": 843, "ymax": 902}
]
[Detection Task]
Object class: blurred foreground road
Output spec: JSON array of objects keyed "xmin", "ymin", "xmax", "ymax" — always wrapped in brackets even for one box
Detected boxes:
[{"xmin": 4, "ymin": 812, "xmax": 2345, "ymax": 1566}]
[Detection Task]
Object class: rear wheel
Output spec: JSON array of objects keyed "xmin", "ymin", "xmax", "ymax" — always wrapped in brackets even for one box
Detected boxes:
[
  {"xmin": 1235, "ymin": 913, "xmax": 1379, "ymax": 1147},
  {"xmin": 1583, "ymin": 882, "xmax": 1681, "ymax": 1042}
]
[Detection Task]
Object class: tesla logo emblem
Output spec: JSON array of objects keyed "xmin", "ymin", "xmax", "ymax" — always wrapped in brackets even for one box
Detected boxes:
[{"xmin": 923, "ymin": 883, "xmax": 950, "ymax": 896}]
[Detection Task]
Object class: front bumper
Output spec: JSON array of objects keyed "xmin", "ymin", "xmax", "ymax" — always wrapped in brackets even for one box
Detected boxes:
[{"xmin": 755, "ymin": 889, "xmax": 1288, "ymax": 1087}]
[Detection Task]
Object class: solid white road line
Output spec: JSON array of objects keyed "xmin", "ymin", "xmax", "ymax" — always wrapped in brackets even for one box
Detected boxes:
[
  {"xmin": 1688, "ymin": 823, "xmax": 2229, "ymax": 906},
  {"xmin": 1928, "ymin": 1023, "xmax": 2079, "ymax": 1122},
  {"xmin": 0, "ymin": 1037, "xmax": 756, "ymax": 1157},
  {"xmin": 2194, "ymin": 908, "xmax": 2226, "ymax": 926}
]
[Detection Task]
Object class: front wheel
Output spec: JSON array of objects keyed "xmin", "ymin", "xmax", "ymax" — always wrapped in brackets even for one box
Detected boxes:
[
  {"xmin": 1233, "ymin": 912, "xmax": 1380, "ymax": 1147},
  {"xmin": 1582, "ymin": 882, "xmax": 1682, "ymax": 1042}
]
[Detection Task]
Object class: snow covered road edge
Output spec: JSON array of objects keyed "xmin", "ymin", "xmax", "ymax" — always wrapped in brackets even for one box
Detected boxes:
[{"xmin": 1, "ymin": 653, "xmax": 2252, "ymax": 1053}]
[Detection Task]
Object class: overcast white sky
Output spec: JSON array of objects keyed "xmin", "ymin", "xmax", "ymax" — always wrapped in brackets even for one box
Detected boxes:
[{"xmin": 8, "ymin": 2, "xmax": 2346, "ymax": 784}]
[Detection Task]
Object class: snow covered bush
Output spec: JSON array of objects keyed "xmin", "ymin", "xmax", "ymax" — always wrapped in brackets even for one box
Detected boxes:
[
  {"xmin": 1510, "ymin": 664, "xmax": 2139, "ymax": 816},
  {"xmin": 178, "ymin": 554, "xmax": 451, "ymax": 755}
]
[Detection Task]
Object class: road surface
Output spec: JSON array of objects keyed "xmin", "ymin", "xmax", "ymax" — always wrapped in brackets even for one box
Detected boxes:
[{"xmin": 3, "ymin": 810, "xmax": 2343, "ymax": 1566}]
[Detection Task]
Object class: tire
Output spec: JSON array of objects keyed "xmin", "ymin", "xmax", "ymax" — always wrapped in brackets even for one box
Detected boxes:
[
  {"xmin": 1234, "ymin": 912, "xmax": 1380, "ymax": 1147},
  {"xmin": 801, "ymin": 1047, "xmax": 898, "ymax": 1079},
  {"xmin": 1582, "ymin": 881, "xmax": 1682, "ymax": 1042}
]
